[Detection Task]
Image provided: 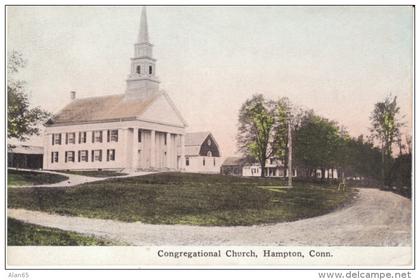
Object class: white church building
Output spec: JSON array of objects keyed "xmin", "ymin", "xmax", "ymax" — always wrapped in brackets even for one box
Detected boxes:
[{"xmin": 43, "ymin": 7, "xmax": 190, "ymax": 172}]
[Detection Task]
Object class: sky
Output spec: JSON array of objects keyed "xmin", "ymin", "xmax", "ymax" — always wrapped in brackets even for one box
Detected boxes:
[{"xmin": 7, "ymin": 6, "xmax": 413, "ymax": 157}]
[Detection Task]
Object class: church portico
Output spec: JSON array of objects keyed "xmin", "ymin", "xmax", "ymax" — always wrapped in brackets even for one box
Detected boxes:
[{"xmin": 130, "ymin": 128, "xmax": 184, "ymax": 171}]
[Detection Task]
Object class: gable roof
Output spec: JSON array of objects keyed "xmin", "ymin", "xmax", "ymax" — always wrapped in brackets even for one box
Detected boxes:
[
  {"xmin": 8, "ymin": 145, "xmax": 44, "ymax": 155},
  {"xmin": 184, "ymin": 131, "xmax": 221, "ymax": 156},
  {"xmin": 222, "ymin": 157, "xmax": 247, "ymax": 166},
  {"xmin": 46, "ymin": 92, "xmax": 187, "ymax": 127},
  {"xmin": 185, "ymin": 131, "xmax": 212, "ymax": 146},
  {"xmin": 221, "ymin": 156, "xmax": 258, "ymax": 166}
]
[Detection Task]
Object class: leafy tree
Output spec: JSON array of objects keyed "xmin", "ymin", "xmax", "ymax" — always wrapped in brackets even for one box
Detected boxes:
[
  {"xmin": 237, "ymin": 94, "xmax": 278, "ymax": 177},
  {"xmin": 345, "ymin": 135, "xmax": 382, "ymax": 180},
  {"xmin": 293, "ymin": 112, "xmax": 340, "ymax": 180},
  {"xmin": 274, "ymin": 97, "xmax": 292, "ymax": 175},
  {"xmin": 8, "ymin": 51, "xmax": 51, "ymax": 142},
  {"xmin": 388, "ymin": 153, "xmax": 412, "ymax": 198},
  {"xmin": 369, "ymin": 95, "xmax": 404, "ymax": 185}
]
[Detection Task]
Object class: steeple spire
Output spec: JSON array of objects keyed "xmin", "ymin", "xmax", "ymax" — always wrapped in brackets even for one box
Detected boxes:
[
  {"xmin": 138, "ymin": 6, "xmax": 149, "ymax": 44},
  {"xmin": 125, "ymin": 6, "xmax": 160, "ymax": 100}
]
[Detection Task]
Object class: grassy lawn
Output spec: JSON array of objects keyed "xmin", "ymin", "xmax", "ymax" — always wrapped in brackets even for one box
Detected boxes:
[
  {"xmin": 8, "ymin": 169, "xmax": 69, "ymax": 187},
  {"xmin": 7, "ymin": 218, "xmax": 117, "ymax": 246},
  {"xmin": 8, "ymin": 172, "xmax": 357, "ymax": 226},
  {"xmin": 56, "ymin": 170, "xmax": 128, "ymax": 178}
]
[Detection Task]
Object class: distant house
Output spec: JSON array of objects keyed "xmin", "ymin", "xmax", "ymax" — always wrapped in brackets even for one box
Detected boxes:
[
  {"xmin": 221, "ymin": 156, "xmax": 297, "ymax": 177},
  {"xmin": 183, "ymin": 132, "xmax": 222, "ymax": 173},
  {"xmin": 8, "ymin": 145, "xmax": 44, "ymax": 169},
  {"xmin": 220, "ymin": 157, "xmax": 246, "ymax": 176}
]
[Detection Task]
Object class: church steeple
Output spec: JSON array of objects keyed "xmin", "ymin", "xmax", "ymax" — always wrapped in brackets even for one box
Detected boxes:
[
  {"xmin": 125, "ymin": 6, "xmax": 160, "ymax": 100},
  {"xmin": 138, "ymin": 6, "xmax": 149, "ymax": 44}
]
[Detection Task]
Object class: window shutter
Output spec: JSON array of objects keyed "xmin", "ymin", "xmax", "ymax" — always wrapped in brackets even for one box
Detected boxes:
[
  {"xmin": 51, "ymin": 152, "xmax": 53, "ymax": 163},
  {"xmin": 65, "ymin": 133, "xmax": 68, "ymax": 144},
  {"xmin": 106, "ymin": 150, "xmax": 109, "ymax": 161},
  {"xmin": 65, "ymin": 152, "xmax": 67, "ymax": 163},
  {"xmin": 99, "ymin": 150, "xmax": 102, "ymax": 162},
  {"xmin": 92, "ymin": 132, "xmax": 95, "ymax": 143},
  {"xmin": 78, "ymin": 151, "xmax": 80, "ymax": 162},
  {"xmin": 78, "ymin": 132, "xmax": 81, "ymax": 144},
  {"xmin": 100, "ymin": 131, "xmax": 103, "ymax": 143},
  {"xmin": 116, "ymin": 130, "xmax": 118, "ymax": 142},
  {"xmin": 107, "ymin": 130, "xmax": 110, "ymax": 142},
  {"xmin": 52, "ymin": 135, "xmax": 54, "ymax": 146},
  {"xmin": 59, "ymin": 134, "xmax": 61, "ymax": 145}
]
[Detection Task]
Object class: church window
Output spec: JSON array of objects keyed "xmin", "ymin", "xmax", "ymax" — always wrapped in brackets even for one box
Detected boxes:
[
  {"xmin": 52, "ymin": 134, "xmax": 61, "ymax": 145},
  {"xmin": 164, "ymin": 135, "xmax": 167, "ymax": 145},
  {"xmin": 186, "ymin": 157, "xmax": 189, "ymax": 166},
  {"xmin": 92, "ymin": 150, "xmax": 102, "ymax": 162},
  {"xmin": 79, "ymin": 132, "xmax": 87, "ymax": 143},
  {"xmin": 207, "ymin": 139, "xmax": 212, "ymax": 146},
  {"xmin": 78, "ymin": 150, "xmax": 88, "ymax": 162},
  {"xmin": 51, "ymin": 152, "xmax": 59, "ymax": 163},
  {"xmin": 149, "ymin": 65, "xmax": 153, "ymax": 75},
  {"xmin": 136, "ymin": 65, "xmax": 141, "ymax": 74},
  {"xmin": 65, "ymin": 151, "xmax": 75, "ymax": 163},
  {"xmin": 107, "ymin": 130, "xmax": 118, "ymax": 142},
  {"xmin": 92, "ymin": 131, "xmax": 103, "ymax": 143},
  {"xmin": 207, "ymin": 151, "xmax": 212, "ymax": 157},
  {"xmin": 203, "ymin": 158, "xmax": 206, "ymax": 166},
  {"xmin": 66, "ymin": 133, "xmax": 75, "ymax": 144},
  {"xmin": 107, "ymin": 149, "xmax": 115, "ymax": 161}
]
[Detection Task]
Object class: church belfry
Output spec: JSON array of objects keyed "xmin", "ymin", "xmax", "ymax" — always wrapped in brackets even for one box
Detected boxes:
[{"xmin": 125, "ymin": 6, "xmax": 160, "ymax": 100}]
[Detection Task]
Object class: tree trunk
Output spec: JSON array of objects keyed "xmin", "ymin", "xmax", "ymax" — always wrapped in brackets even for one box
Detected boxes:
[
  {"xmin": 260, "ymin": 161, "xmax": 266, "ymax": 178},
  {"xmin": 381, "ymin": 144, "xmax": 385, "ymax": 187},
  {"xmin": 283, "ymin": 155, "xmax": 287, "ymax": 177}
]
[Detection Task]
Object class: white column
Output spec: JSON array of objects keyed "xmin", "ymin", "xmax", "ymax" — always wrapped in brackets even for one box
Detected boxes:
[
  {"xmin": 43, "ymin": 133, "xmax": 49, "ymax": 169},
  {"xmin": 166, "ymin": 132, "xmax": 171, "ymax": 169},
  {"xmin": 124, "ymin": 128, "xmax": 132, "ymax": 169},
  {"xmin": 180, "ymin": 134, "xmax": 185, "ymax": 171},
  {"xmin": 150, "ymin": 130, "xmax": 155, "ymax": 168},
  {"xmin": 132, "ymin": 128, "xmax": 138, "ymax": 171}
]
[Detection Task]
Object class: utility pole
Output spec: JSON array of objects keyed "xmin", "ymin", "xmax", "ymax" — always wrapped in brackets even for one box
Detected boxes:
[{"xmin": 288, "ymin": 120, "xmax": 293, "ymax": 187}]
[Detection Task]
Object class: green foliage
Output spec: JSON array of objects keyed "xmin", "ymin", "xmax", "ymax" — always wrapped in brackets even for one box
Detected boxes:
[
  {"xmin": 57, "ymin": 170, "xmax": 128, "ymax": 178},
  {"xmin": 8, "ymin": 169, "xmax": 69, "ymax": 186},
  {"xmin": 7, "ymin": 218, "xmax": 117, "ymax": 246},
  {"xmin": 369, "ymin": 95, "xmax": 405, "ymax": 185},
  {"xmin": 293, "ymin": 111, "xmax": 340, "ymax": 176},
  {"xmin": 237, "ymin": 95, "xmax": 276, "ymax": 175},
  {"xmin": 237, "ymin": 95, "xmax": 292, "ymax": 177},
  {"xmin": 8, "ymin": 172, "xmax": 356, "ymax": 226},
  {"xmin": 342, "ymin": 136, "xmax": 382, "ymax": 179},
  {"xmin": 388, "ymin": 153, "xmax": 412, "ymax": 198},
  {"xmin": 273, "ymin": 98, "xmax": 290, "ymax": 160},
  {"xmin": 370, "ymin": 95, "xmax": 403, "ymax": 157},
  {"xmin": 7, "ymin": 51, "xmax": 51, "ymax": 141}
]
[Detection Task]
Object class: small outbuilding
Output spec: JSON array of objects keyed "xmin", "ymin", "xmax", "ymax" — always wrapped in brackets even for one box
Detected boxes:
[
  {"xmin": 220, "ymin": 157, "xmax": 247, "ymax": 176},
  {"xmin": 8, "ymin": 145, "xmax": 44, "ymax": 169},
  {"xmin": 183, "ymin": 132, "xmax": 222, "ymax": 173}
]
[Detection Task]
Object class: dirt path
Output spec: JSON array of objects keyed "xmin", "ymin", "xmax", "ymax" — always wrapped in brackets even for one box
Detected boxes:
[{"xmin": 7, "ymin": 188, "xmax": 411, "ymax": 246}]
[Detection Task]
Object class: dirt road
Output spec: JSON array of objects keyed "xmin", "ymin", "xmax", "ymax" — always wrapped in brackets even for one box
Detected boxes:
[{"xmin": 7, "ymin": 188, "xmax": 411, "ymax": 246}]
